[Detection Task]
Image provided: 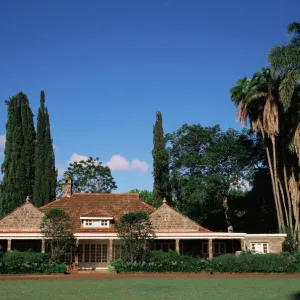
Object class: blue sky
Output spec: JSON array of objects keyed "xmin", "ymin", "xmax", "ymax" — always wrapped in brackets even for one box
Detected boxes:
[{"xmin": 0, "ymin": 0, "xmax": 299, "ymax": 192}]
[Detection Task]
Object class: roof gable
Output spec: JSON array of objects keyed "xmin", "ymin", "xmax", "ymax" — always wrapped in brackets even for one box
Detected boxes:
[
  {"xmin": 150, "ymin": 202, "xmax": 211, "ymax": 233},
  {"xmin": 0, "ymin": 201, "xmax": 44, "ymax": 231}
]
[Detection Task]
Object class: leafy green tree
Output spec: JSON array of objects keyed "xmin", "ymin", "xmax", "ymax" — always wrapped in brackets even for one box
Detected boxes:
[
  {"xmin": 0, "ymin": 92, "xmax": 35, "ymax": 216},
  {"xmin": 129, "ymin": 189, "xmax": 159, "ymax": 207},
  {"xmin": 230, "ymin": 168, "xmax": 277, "ymax": 234},
  {"xmin": 152, "ymin": 111, "xmax": 171, "ymax": 204},
  {"xmin": 58, "ymin": 157, "xmax": 117, "ymax": 195},
  {"xmin": 115, "ymin": 212, "xmax": 155, "ymax": 262},
  {"xmin": 33, "ymin": 91, "xmax": 57, "ymax": 206},
  {"xmin": 167, "ymin": 124, "xmax": 262, "ymax": 231},
  {"xmin": 40, "ymin": 208, "xmax": 76, "ymax": 263}
]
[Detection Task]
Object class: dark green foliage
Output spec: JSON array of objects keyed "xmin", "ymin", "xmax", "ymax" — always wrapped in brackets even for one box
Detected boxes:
[
  {"xmin": 211, "ymin": 252, "xmax": 296, "ymax": 273},
  {"xmin": 111, "ymin": 251, "xmax": 300, "ymax": 274},
  {"xmin": 0, "ymin": 92, "xmax": 35, "ymax": 216},
  {"xmin": 115, "ymin": 212, "xmax": 155, "ymax": 262},
  {"xmin": 40, "ymin": 208, "xmax": 77, "ymax": 263},
  {"xmin": 58, "ymin": 157, "xmax": 117, "ymax": 194},
  {"xmin": 128, "ymin": 189, "xmax": 158, "ymax": 207},
  {"xmin": 1, "ymin": 251, "xmax": 66, "ymax": 274},
  {"xmin": 230, "ymin": 168, "xmax": 278, "ymax": 233},
  {"xmin": 47, "ymin": 263, "xmax": 67, "ymax": 273},
  {"xmin": 152, "ymin": 111, "xmax": 171, "ymax": 205},
  {"xmin": 167, "ymin": 124, "xmax": 264, "ymax": 231},
  {"xmin": 111, "ymin": 251, "xmax": 208, "ymax": 273},
  {"xmin": 33, "ymin": 91, "xmax": 57, "ymax": 206}
]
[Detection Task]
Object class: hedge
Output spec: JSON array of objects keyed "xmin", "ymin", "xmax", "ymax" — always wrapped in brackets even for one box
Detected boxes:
[
  {"xmin": 0, "ymin": 251, "xmax": 67, "ymax": 274},
  {"xmin": 110, "ymin": 250, "xmax": 300, "ymax": 273},
  {"xmin": 111, "ymin": 251, "xmax": 209, "ymax": 273}
]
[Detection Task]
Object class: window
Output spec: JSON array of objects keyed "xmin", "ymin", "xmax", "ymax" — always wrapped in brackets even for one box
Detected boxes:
[
  {"xmin": 251, "ymin": 243, "xmax": 268, "ymax": 254},
  {"xmin": 83, "ymin": 219, "xmax": 110, "ymax": 228},
  {"xmin": 213, "ymin": 242, "xmax": 226, "ymax": 254}
]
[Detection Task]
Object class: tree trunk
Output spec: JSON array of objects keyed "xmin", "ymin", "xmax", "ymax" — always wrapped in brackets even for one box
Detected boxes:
[
  {"xmin": 271, "ymin": 135, "xmax": 284, "ymax": 232},
  {"xmin": 223, "ymin": 196, "xmax": 232, "ymax": 232},
  {"xmin": 278, "ymin": 179, "xmax": 289, "ymax": 229},
  {"xmin": 261, "ymin": 129, "xmax": 281, "ymax": 232},
  {"xmin": 283, "ymin": 162, "xmax": 293, "ymax": 231}
]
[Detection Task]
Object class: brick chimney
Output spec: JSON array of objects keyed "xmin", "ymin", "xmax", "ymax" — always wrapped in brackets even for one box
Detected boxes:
[{"xmin": 62, "ymin": 175, "xmax": 72, "ymax": 197}]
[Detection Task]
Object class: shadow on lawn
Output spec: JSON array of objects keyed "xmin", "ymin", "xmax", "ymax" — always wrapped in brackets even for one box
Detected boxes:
[{"xmin": 290, "ymin": 292, "xmax": 300, "ymax": 299}]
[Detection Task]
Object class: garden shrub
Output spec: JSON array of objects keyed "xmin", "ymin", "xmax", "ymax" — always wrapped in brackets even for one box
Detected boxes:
[
  {"xmin": 111, "ymin": 251, "xmax": 208, "ymax": 273},
  {"xmin": 111, "ymin": 250, "xmax": 300, "ymax": 274},
  {"xmin": 2, "ymin": 251, "xmax": 66, "ymax": 274},
  {"xmin": 47, "ymin": 263, "xmax": 67, "ymax": 273},
  {"xmin": 211, "ymin": 252, "xmax": 296, "ymax": 273}
]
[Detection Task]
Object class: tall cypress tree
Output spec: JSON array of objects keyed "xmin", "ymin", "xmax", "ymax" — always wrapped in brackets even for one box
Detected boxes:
[
  {"xmin": 0, "ymin": 92, "xmax": 35, "ymax": 215},
  {"xmin": 152, "ymin": 111, "xmax": 171, "ymax": 205},
  {"xmin": 33, "ymin": 91, "xmax": 57, "ymax": 206}
]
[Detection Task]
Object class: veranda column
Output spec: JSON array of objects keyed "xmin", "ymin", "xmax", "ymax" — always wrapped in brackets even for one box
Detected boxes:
[
  {"xmin": 7, "ymin": 239, "xmax": 12, "ymax": 252},
  {"xmin": 208, "ymin": 239, "xmax": 213, "ymax": 260},
  {"xmin": 74, "ymin": 239, "xmax": 79, "ymax": 266},
  {"xmin": 175, "ymin": 239, "xmax": 180, "ymax": 254},
  {"xmin": 108, "ymin": 239, "xmax": 113, "ymax": 262},
  {"xmin": 41, "ymin": 239, "xmax": 45, "ymax": 253},
  {"xmin": 240, "ymin": 238, "xmax": 246, "ymax": 251}
]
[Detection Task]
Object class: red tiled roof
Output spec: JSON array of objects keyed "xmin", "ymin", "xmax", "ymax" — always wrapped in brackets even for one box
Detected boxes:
[
  {"xmin": 81, "ymin": 208, "xmax": 113, "ymax": 218},
  {"xmin": 40, "ymin": 193, "xmax": 155, "ymax": 231}
]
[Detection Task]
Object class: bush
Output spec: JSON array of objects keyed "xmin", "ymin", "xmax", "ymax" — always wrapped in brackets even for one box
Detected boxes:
[
  {"xmin": 211, "ymin": 253, "xmax": 296, "ymax": 273},
  {"xmin": 110, "ymin": 250, "xmax": 300, "ymax": 274},
  {"xmin": 47, "ymin": 263, "xmax": 67, "ymax": 273},
  {"xmin": 111, "ymin": 251, "xmax": 209, "ymax": 273},
  {"xmin": 2, "ymin": 251, "xmax": 67, "ymax": 274}
]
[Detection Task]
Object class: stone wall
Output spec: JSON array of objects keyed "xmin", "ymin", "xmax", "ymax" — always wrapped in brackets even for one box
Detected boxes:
[
  {"xmin": 0, "ymin": 202, "xmax": 44, "ymax": 230},
  {"xmin": 150, "ymin": 203, "xmax": 205, "ymax": 232},
  {"xmin": 245, "ymin": 236, "xmax": 285, "ymax": 253}
]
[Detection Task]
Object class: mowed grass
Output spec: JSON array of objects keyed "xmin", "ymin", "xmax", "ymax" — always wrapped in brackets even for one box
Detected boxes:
[{"xmin": 0, "ymin": 278, "xmax": 300, "ymax": 300}]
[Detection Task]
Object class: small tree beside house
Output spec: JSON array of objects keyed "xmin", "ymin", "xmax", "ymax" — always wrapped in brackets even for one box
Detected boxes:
[
  {"xmin": 40, "ymin": 208, "xmax": 77, "ymax": 264},
  {"xmin": 115, "ymin": 212, "xmax": 156, "ymax": 263}
]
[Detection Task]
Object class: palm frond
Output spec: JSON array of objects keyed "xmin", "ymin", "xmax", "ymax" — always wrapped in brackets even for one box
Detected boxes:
[{"xmin": 279, "ymin": 69, "xmax": 300, "ymax": 111}]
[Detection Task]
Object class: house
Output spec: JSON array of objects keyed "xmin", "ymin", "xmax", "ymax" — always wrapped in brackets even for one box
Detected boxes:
[{"xmin": 0, "ymin": 177, "xmax": 286, "ymax": 269}]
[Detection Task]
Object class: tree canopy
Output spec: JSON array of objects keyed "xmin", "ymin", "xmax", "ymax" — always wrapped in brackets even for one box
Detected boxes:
[
  {"xmin": 40, "ymin": 208, "xmax": 76, "ymax": 263},
  {"xmin": 59, "ymin": 157, "xmax": 117, "ymax": 194},
  {"xmin": 152, "ymin": 111, "xmax": 171, "ymax": 204},
  {"xmin": 167, "ymin": 124, "xmax": 264, "ymax": 231},
  {"xmin": 115, "ymin": 212, "xmax": 155, "ymax": 262},
  {"xmin": 33, "ymin": 91, "xmax": 57, "ymax": 206},
  {"xmin": 0, "ymin": 92, "xmax": 35, "ymax": 216}
]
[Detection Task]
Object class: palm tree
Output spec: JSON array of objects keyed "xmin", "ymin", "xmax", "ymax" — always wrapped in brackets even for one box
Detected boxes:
[
  {"xmin": 230, "ymin": 69, "xmax": 285, "ymax": 232},
  {"xmin": 269, "ymin": 22, "xmax": 300, "ymax": 242}
]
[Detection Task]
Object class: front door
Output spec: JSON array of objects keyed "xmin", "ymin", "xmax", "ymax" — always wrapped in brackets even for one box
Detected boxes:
[{"xmin": 78, "ymin": 242, "xmax": 108, "ymax": 269}]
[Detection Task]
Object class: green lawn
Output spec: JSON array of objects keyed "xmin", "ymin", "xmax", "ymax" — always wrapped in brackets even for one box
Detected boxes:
[{"xmin": 0, "ymin": 278, "xmax": 300, "ymax": 300}]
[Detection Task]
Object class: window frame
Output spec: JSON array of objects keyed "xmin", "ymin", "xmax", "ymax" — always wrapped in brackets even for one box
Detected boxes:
[
  {"xmin": 83, "ymin": 219, "xmax": 110, "ymax": 228},
  {"xmin": 251, "ymin": 243, "xmax": 269, "ymax": 254}
]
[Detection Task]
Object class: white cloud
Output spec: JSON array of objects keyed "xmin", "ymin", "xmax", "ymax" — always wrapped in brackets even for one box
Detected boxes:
[
  {"xmin": 67, "ymin": 153, "xmax": 149, "ymax": 173},
  {"xmin": 105, "ymin": 155, "xmax": 148, "ymax": 173},
  {"xmin": 0, "ymin": 135, "xmax": 6, "ymax": 149},
  {"xmin": 130, "ymin": 159, "xmax": 149, "ymax": 173},
  {"xmin": 69, "ymin": 153, "xmax": 89, "ymax": 164}
]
